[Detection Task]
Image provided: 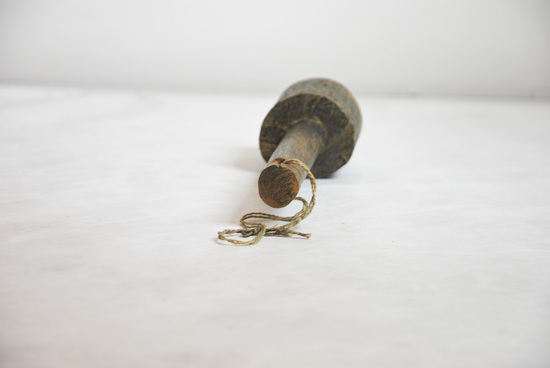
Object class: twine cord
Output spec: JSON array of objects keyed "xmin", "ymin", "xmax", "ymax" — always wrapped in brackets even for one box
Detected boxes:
[{"xmin": 218, "ymin": 158, "xmax": 316, "ymax": 245}]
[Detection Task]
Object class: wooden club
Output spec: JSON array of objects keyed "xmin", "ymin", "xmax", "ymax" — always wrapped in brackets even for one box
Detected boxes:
[{"xmin": 258, "ymin": 78, "xmax": 362, "ymax": 208}]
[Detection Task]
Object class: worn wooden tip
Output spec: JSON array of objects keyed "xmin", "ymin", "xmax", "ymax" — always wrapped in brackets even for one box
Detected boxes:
[{"xmin": 258, "ymin": 159, "xmax": 301, "ymax": 208}]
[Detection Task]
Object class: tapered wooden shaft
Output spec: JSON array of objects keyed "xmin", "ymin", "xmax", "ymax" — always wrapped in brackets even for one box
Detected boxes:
[
  {"xmin": 258, "ymin": 118, "xmax": 326, "ymax": 208},
  {"xmin": 258, "ymin": 78, "xmax": 362, "ymax": 209}
]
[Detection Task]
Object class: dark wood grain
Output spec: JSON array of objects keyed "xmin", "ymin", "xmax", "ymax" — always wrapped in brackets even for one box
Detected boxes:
[
  {"xmin": 258, "ymin": 78, "xmax": 362, "ymax": 208},
  {"xmin": 258, "ymin": 119, "xmax": 326, "ymax": 208}
]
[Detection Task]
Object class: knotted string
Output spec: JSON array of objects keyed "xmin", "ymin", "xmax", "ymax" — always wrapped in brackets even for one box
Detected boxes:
[{"xmin": 218, "ymin": 158, "xmax": 316, "ymax": 245}]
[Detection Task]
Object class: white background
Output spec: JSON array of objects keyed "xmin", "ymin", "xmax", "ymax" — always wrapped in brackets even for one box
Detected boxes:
[
  {"xmin": 1, "ymin": 0, "xmax": 549, "ymax": 97},
  {"xmin": 1, "ymin": 2, "xmax": 550, "ymax": 367},
  {"xmin": 2, "ymin": 86, "xmax": 549, "ymax": 368}
]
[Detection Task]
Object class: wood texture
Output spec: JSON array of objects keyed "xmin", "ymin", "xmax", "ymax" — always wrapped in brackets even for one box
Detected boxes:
[
  {"xmin": 258, "ymin": 78, "xmax": 362, "ymax": 208},
  {"xmin": 258, "ymin": 119, "xmax": 326, "ymax": 208}
]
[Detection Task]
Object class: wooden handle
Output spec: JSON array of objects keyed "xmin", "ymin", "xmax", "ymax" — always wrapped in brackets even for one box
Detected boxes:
[
  {"xmin": 258, "ymin": 118, "xmax": 326, "ymax": 208},
  {"xmin": 258, "ymin": 78, "xmax": 362, "ymax": 208}
]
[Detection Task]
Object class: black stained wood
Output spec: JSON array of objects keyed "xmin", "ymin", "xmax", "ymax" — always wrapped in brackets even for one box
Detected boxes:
[{"xmin": 258, "ymin": 78, "xmax": 362, "ymax": 208}]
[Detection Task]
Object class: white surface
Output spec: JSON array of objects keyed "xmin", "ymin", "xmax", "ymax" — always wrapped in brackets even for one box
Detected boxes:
[
  {"xmin": 1, "ymin": 85, "xmax": 549, "ymax": 367},
  {"xmin": 1, "ymin": 0, "xmax": 550, "ymax": 97}
]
